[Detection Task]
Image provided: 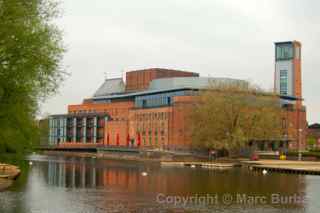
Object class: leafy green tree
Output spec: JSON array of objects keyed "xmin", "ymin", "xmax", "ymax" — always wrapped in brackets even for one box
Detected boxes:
[
  {"xmin": 0, "ymin": 0, "xmax": 64, "ymax": 153},
  {"xmin": 307, "ymin": 137, "xmax": 317, "ymax": 150},
  {"xmin": 191, "ymin": 82, "xmax": 282, "ymax": 154}
]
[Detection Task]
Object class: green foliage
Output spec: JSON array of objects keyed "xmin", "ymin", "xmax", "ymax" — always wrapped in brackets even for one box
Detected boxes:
[
  {"xmin": 307, "ymin": 137, "xmax": 317, "ymax": 149},
  {"xmin": 287, "ymin": 151, "xmax": 320, "ymax": 159},
  {"xmin": 191, "ymin": 83, "xmax": 283, "ymax": 152},
  {"xmin": 0, "ymin": 0, "xmax": 64, "ymax": 153},
  {"xmin": 308, "ymin": 148, "xmax": 320, "ymax": 153}
]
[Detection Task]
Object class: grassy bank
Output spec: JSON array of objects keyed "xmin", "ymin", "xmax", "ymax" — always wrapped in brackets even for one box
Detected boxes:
[{"xmin": 287, "ymin": 151, "xmax": 320, "ymax": 160}]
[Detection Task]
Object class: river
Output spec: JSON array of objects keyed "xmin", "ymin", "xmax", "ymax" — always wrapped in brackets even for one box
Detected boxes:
[{"xmin": 1, "ymin": 154, "xmax": 320, "ymax": 213}]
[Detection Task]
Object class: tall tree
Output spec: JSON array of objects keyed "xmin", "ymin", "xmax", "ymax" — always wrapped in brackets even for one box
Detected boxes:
[
  {"xmin": 191, "ymin": 82, "xmax": 282, "ymax": 154},
  {"xmin": 0, "ymin": 0, "xmax": 64, "ymax": 153}
]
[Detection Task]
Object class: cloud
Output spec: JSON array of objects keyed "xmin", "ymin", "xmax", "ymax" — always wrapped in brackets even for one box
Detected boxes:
[{"xmin": 41, "ymin": 0, "xmax": 320, "ymax": 123}]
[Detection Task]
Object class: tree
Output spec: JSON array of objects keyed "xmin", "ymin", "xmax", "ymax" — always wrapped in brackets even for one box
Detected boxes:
[
  {"xmin": 190, "ymin": 82, "xmax": 282, "ymax": 154},
  {"xmin": 307, "ymin": 137, "xmax": 317, "ymax": 150},
  {"xmin": 0, "ymin": 0, "xmax": 64, "ymax": 153}
]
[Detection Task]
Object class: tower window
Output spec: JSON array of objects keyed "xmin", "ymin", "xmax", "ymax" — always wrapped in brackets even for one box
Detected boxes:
[
  {"xmin": 276, "ymin": 44, "xmax": 293, "ymax": 60},
  {"xmin": 280, "ymin": 70, "xmax": 288, "ymax": 95}
]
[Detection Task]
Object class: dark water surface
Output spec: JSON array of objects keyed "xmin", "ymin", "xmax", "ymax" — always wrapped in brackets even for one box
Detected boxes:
[{"xmin": 1, "ymin": 154, "xmax": 320, "ymax": 213}]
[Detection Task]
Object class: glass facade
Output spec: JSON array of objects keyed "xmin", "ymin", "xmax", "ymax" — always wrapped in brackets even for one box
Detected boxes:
[
  {"xmin": 135, "ymin": 90, "xmax": 195, "ymax": 108},
  {"xmin": 276, "ymin": 43, "xmax": 293, "ymax": 61},
  {"xmin": 49, "ymin": 117, "xmax": 67, "ymax": 145},
  {"xmin": 280, "ymin": 70, "xmax": 288, "ymax": 95},
  {"xmin": 49, "ymin": 115, "xmax": 107, "ymax": 145}
]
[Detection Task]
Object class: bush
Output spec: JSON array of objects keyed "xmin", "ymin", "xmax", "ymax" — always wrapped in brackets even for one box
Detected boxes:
[
  {"xmin": 287, "ymin": 151, "xmax": 320, "ymax": 159},
  {"xmin": 308, "ymin": 149, "xmax": 320, "ymax": 153}
]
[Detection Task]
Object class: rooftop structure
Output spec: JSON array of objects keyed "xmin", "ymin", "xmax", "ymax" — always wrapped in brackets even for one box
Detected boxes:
[
  {"xmin": 93, "ymin": 78, "xmax": 125, "ymax": 97},
  {"xmin": 125, "ymin": 68, "xmax": 199, "ymax": 92}
]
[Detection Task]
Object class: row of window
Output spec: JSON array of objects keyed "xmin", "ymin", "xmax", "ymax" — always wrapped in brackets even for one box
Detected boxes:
[
  {"xmin": 69, "ymin": 109, "xmax": 124, "ymax": 115},
  {"xmin": 135, "ymin": 91, "xmax": 188, "ymax": 108},
  {"xmin": 135, "ymin": 112, "xmax": 169, "ymax": 121},
  {"xmin": 137, "ymin": 121, "xmax": 166, "ymax": 132},
  {"xmin": 137, "ymin": 129, "xmax": 166, "ymax": 136},
  {"xmin": 276, "ymin": 44, "xmax": 293, "ymax": 60},
  {"xmin": 276, "ymin": 44, "xmax": 300, "ymax": 61},
  {"xmin": 69, "ymin": 109, "xmax": 97, "ymax": 114}
]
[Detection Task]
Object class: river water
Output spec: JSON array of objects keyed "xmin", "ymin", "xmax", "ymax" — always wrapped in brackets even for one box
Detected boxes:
[{"xmin": 1, "ymin": 154, "xmax": 320, "ymax": 213}]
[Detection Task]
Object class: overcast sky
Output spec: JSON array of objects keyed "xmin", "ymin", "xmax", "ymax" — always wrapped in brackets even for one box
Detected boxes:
[{"xmin": 41, "ymin": 0, "xmax": 320, "ymax": 123}]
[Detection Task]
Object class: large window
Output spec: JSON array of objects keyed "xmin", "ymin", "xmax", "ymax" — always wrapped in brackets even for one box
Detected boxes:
[
  {"xmin": 280, "ymin": 70, "xmax": 288, "ymax": 95},
  {"xmin": 135, "ymin": 90, "xmax": 189, "ymax": 108},
  {"xmin": 276, "ymin": 44, "xmax": 293, "ymax": 60}
]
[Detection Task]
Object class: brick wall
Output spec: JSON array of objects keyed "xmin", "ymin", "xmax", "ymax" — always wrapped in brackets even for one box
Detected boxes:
[
  {"xmin": 279, "ymin": 105, "xmax": 307, "ymax": 150},
  {"xmin": 128, "ymin": 107, "xmax": 172, "ymax": 148},
  {"xmin": 293, "ymin": 41, "xmax": 302, "ymax": 99},
  {"xmin": 68, "ymin": 101, "xmax": 134, "ymax": 121},
  {"xmin": 105, "ymin": 120, "xmax": 128, "ymax": 146},
  {"xmin": 170, "ymin": 96, "xmax": 197, "ymax": 150},
  {"xmin": 125, "ymin": 68, "xmax": 199, "ymax": 92}
]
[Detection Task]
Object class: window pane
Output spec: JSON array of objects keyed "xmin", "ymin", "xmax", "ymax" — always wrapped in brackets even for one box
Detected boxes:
[
  {"xmin": 276, "ymin": 44, "xmax": 293, "ymax": 60},
  {"xmin": 280, "ymin": 70, "xmax": 288, "ymax": 95}
]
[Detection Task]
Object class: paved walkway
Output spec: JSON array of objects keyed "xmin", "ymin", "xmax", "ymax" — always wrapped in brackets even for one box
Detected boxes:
[{"xmin": 241, "ymin": 160, "xmax": 320, "ymax": 173}]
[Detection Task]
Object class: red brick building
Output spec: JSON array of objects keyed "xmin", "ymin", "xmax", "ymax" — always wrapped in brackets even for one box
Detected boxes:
[
  {"xmin": 49, "ymin": 41, "xmax": 307, "ymax": 152},
  {"xmin": 307, "ymin": 124, "xmax": 320, "ymax": 149},
  {"xmin": 50, "ymin": 68, "xmax": 208, "ymax": 151}
]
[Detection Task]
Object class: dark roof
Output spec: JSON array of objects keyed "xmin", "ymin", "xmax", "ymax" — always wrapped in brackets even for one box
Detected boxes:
[
  {"xmin": 309, "ymin": 123, "xmax": 320, "ymax": 129},
  {"xmin": 274, "ymin": 40, "xmax": 301, "ymax": 46},
  {"xmin": 92, "ymin": 87, "xmax": 196, "ymax": 101},
  {"xmin": 279, "ymin": 95, "xmax": 304, "ymax": 101},
  {"xmin": 274, "ymin": 41, "xmax": 293, "ymax": 45},
  {"xmin": 91, "ymin": 86, "xmax": 297, "ymax": 102}
]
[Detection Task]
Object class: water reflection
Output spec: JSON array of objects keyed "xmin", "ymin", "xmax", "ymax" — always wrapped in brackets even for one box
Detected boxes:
[
  {"xmin": 0, "ymin": 154, "xmax": 316, "ymax": 213},
  {"xmin": 46, "ymin": 157, "xmax": 307, "ymax": 197},
  {"xmin": 46, "ymin": 157, "xmax": 154, "ymax": 190}
]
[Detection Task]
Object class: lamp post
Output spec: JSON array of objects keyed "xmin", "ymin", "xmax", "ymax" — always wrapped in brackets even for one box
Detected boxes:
[
  {"xmin": 298, "ymin": 128, "xmax": 303, "ymax": 161},
  {"xmin": 283, "ymin": 133, "xmax": 288, "ymax": 154}
]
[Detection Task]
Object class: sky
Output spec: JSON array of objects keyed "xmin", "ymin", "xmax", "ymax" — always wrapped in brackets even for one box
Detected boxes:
[{"xmin": 41, "ymin": 0, "xmax": 320, "ymax": 123}]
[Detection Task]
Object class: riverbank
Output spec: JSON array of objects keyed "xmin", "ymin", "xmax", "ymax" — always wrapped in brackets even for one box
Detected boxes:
[
  {"xmin": 161, "ymin": 161, "xmax": 240, "ymax": 169},
  {"xmin": 42, "ymin": 151, "xmax": 320, "ymax": 175},
  {"xmin": 241, "ymin": 159, "xmax": 320, "ymax": 175},
  {"xmin": 43, "ymin": 150, "xmax": 212, "ymax": 163}
]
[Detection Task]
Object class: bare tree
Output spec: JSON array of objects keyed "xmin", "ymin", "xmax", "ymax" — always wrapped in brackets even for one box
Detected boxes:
[{"xmin": 191, "ymin": 82, "xmax": 282, "ymax": 154}]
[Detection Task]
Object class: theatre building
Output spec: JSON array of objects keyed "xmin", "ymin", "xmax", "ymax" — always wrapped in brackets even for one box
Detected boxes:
[{"xmin": 48, "ymin": 41, "xmax": 307, "ymax": 152}]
